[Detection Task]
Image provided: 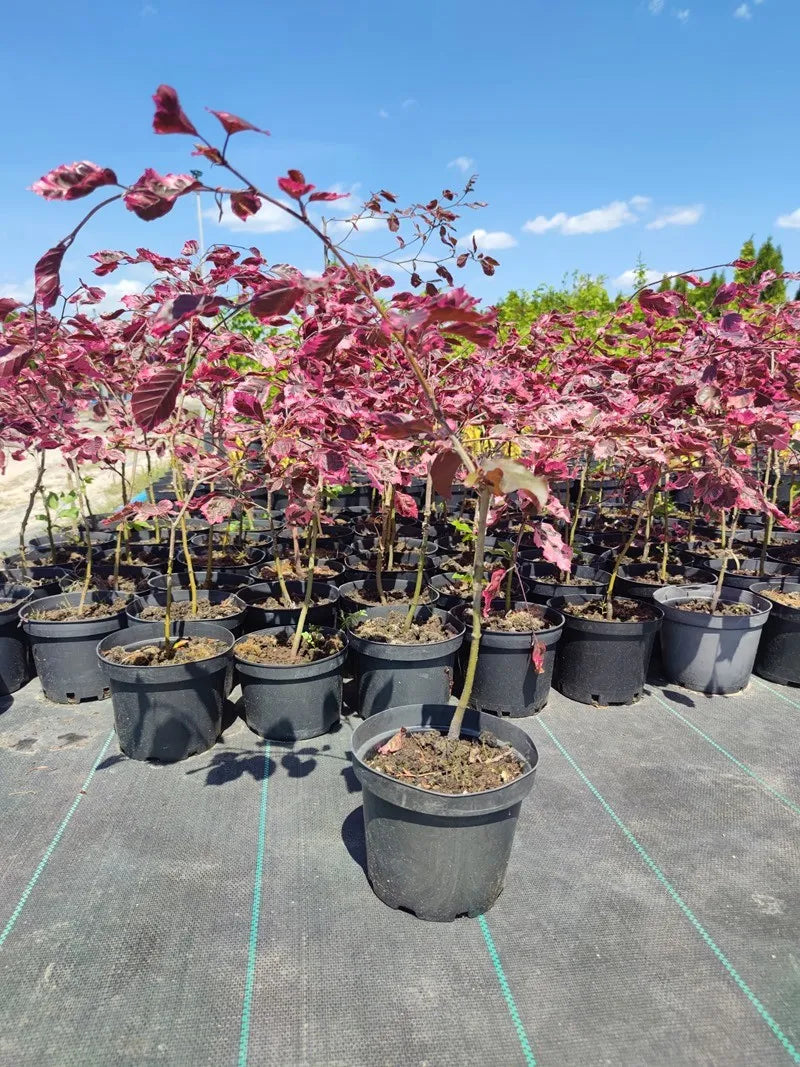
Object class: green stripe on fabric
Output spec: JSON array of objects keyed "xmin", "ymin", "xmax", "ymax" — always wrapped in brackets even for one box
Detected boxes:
[
  {"xmin": 478, "ymin": 914, "xmax": 537, "ymax": 1066},
  {"xmin": 0, "ymin": 729, "xmax": 115, "ymax": 951},
  {"xmin": 650, "ymin": 691, "xmax": 800, "ymax": 818},
  {"xmin": 238, "ymin": 742, "xmax": 271, "ymax": 1067},
  {"xmin": 537, "ymin": 719, "xmax": 800, "ymax": 1065},
  {"xmin": 752, "ymin": 677, "xmax": 800, "ymax": 712}
]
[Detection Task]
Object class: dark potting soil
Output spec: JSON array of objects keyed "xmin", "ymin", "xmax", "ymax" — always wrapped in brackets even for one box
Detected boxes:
[
  {"xmin": 102, "ymin": 636, "xmax": 227, "ymax": 667},
  {"xmin": 347, "ymin": 587, "xmax": 433, "ymax": 607},
  {"xmin": 254, "ymin": 593, "xmax": 333, "ymax": 610},
  {"xmin": 352, "ymin": 611, "xmax": 450, "ymax": 645},
  {"xmin": 190, "ymin": 550, "xmax": 253, "ymax": 568},
  {"xmin": 29, "ymin": 598, "xmax": 129, "ymax": 622},
  {"xmin": 65, "ymin": 575, "xmax": 140, "ymax": 593},
  {"xmin": 561, "ymin": 597, "xmax": 659, "ymax": 623},
  {"xmin": 350, "ymin": 558, "xmax": 417, "ymax": 573},
  {"xmin": 137, "ymin": 596, "xmax": 241, "ymax": 621},
  {"xmin": 625, "ymin": 569, "xmax": 695, "ymax": 585},
  {"xmin": 484, "ymin": 608, "xmax": 547, "ymax": 632},
  {"xmin": 769, "ymin": 544, "xmax": 800, "ymax": 564},
  {"xmin": 40, "ymin": 548, "xmax": 90, "ymax": 567},
  {"xmin": 120, "ymin": 550, "xmax": 166, "ymax": 566},
  {"xmin": 235, "ymin": 630, "xmax": 343, "ymax": 665},
  {"xmin": 761, "ymin": 589, "xmax": 800, "ymax": 608},
  {"xmin": 534, "ymin": 574, "xmax": 598, "ymax": 587},
  {"xmin": 255, "ymin": 562, "xmax": 339, "ymax": 581},
  {"xmin": 366, "ymin": 727, "xmax": 525, "ymax": 794},
  {"xmin": 674, "ymin": 598, "xmax": 756, "ymax": 617}
]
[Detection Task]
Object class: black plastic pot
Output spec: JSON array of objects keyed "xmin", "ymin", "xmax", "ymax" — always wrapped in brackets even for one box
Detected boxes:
[
  {"xmin": 72, "ymin": 562, "xmax": 158, "ymax": 594},
  {"xmin": 98, "ymin": 621, "xmax": 234, "ymax": 762},
  {"xmin": 548, "ymin": 593, "xmax": 663, "ymax": 705},
  {"xmin": 338, "ymin": 578, "xmax": 439, "ymax": 616},
  {"xmin": 29, "ymin": 531, "xmax": 114, "ymax": 553},
  {"xmin": 148, "ymin": 570, "xmax": 255, "ymax": 594},
  {"xmin": 428, "ymin": 573, "xmax": 470, "ymax": 612},
  {"xmin": 705, "ymin": 558, "xmax": 800, "ymax": 591},
  {"xmin": 248, "ymin": 558, "xmax": 345, "ymax": 584},
  {"xmin": 354, "ymin": 535, "xmax": 439, "ymax": 557},
  {"xmin": 239, "ymin": 580, "xmax": 339, "ymax": 631},
  {"xmin": 179, "ymin": 548, "xmax": 266, "ymax": 576},
  {"xmin": 342, "ymin": 552, "xmax": 427, "ymax": 584},
  {"xmin": 346, "ymin": 605, "xmax": 464, "ymax": 718},
  {"xmin": 523, "ymin": 563, "xmax": 611, "ymax": 604},
  {"xmin": 127, "ymin": 589, "xmax": 248, "ymax": 637},
  {"xmin": 752, "ymin": 581, "xmax": 800, "ymax": 685},
  {"xmin": 0, "ymin": 584, "xmax": 34, "ymax": 695},
  {"xmin": 235, "ymin": 625, "xmax": 348, "ymax": 740},
  {"xmin": 20, "ymin": 591, "xmax": 129, "ymax": 703},
  {"xmin": 456, "ymin": 600, "xmax": 564, "ymax": 716},
  {"xmin": 350, "ymin": 704, "xmax": 538, "ymax": 921},
  {"xmin": 1, "ymin": 566, "xmax": 70, "ymax": 600},
  {"xmin": 616, "ymin": 563, "xmax": 716, "ymax": 600}
]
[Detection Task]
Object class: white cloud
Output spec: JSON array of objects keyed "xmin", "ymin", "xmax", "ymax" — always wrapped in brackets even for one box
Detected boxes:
[
  {"xmin": 459, "ymin": 228, "xmax": 518, "ymax": 251},
  {"xmin": 614, "ymin": 268, "xmax": 672, "ymax": 289},
  {"xmin": 734, "ymin": 3, "xmax": 751, "ymax": 17},
  {"xmin": 401, "ymin": 98, "xmax": 417, "ymax": 109},
  {"xmin": 523, "ymin": 199, "xmax": 639, "ymax": 236},
  {"xmin": 448, "ymin": 156, "xmax": 475, "ymax": 173},
  {"xmin": 649, "ymin": 0, "xmax": 664, "ymax": 12},
  {"xmin": 646, "ymin": 204, "xmax": 704, "ymax": 229},
  {"xmin": 329, "ymin": 215, "xmax": 387, "ymax": 236},
  {"xmin": 0, "ymin": 277, "xmax": 34, "ymax": 303},
  {"xmin": 676, "ymin": 8, "xmax": 690, "ymax": 21},
  {"xmin": 629, "ymin": 195, "xmax": 652, "ymax": 210},
  {"xmin": 204, "ymin": 201, "xmax": 297, "ymax": 235},
  {"xmin": 378, "ymin": 108, "xmax": 389, "ymax": 119},
  {"xmin": 777, "ymin": 208, "xmax": 800, "ymax": 229}
]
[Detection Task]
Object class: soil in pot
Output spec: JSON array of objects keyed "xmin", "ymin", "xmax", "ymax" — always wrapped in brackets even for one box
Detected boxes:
[
  {"xmin": 674, "ymin": 598, "xmax": 755, "ymax": 617},
  {"xmin": 64, "ymin": 573, "xmax": 142, "ymax": 594},
  {"xmin": 0, "ymin": 595, "xmax": 32, "ymax": 611},
  {"xmin": 236, "ymin": 630, "xmax": 343, "ymax": 665},
  {"xmin": 135, "ymin": 596, "xmax": 242, "ymax": 621},
  {"xmin": 365, "ymin": 726, "xmax": 525, "ymax": 793},
  {"xmin": 560, "ymin": 597, "xmax": 659, "ymax": 623},
  {"xmin": 253, "ymin": 560, "xmax": 341, "ymax": 582},
  {"xmin": 28, "ymin": 598, "xmax": 129, "ymax": 622},
  {"xmin": 759, "ymin": 588, "xmax": 800, "ymax": 608},
  {"xmin": 533, "ymin": 573, "xmax": 598, "ymax": 587},
  {"xmin": 351, "ymin": 611, "xmax": 449, "ymax": 644},
  {"xmin": 190, "ymin": 549, "xmax": 255, "ymax": 568},
  {"xmin": 252, "ymin": 591, "xmax": 333, "ymax": 610},
  {"xmin": 621, "ymin": 568, "xmax": 698, "ymax": 586},
  {"xmin": 345, "ymin": 586, "xmax": 434, "ymax": 608},
  {"xmin": 102, "ymin": 636, "xmax": 227, "ymax": 666},
  {"xmin": 484, "ymin": 608, "xmax": 547, "ymax": 631}
]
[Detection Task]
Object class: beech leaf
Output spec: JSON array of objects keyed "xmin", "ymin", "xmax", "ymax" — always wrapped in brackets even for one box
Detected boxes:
[{"xmin": 131, "ymin": 367, "xmax": 183, "ymax": 431}]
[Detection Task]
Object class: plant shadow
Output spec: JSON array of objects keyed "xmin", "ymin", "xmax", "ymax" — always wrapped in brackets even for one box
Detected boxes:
[{"xmin": 341, "ymin": 805, "xmax": 368, "ymax": 876}]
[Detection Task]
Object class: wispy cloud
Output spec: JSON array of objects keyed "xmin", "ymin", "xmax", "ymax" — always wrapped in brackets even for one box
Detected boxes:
[
  {"xmin": 204, "ymin": 201, "xmax": 297, "ymax": 235},
  {"xmin": 329, "ymin": 215, "xmax": 386, "ymax": 236},
  {"xmin": 378, "ymin": 108, "xmax": 389, "ymax": 119},
  {"xmin": 0, "ymin": 277, "xmax": 33, "ymax": 303},
  {"xmin": 523, "ymin": 198, "xmax": 642, "ymax": 236},
  {"xmin": 140, "ymin": 2, "xmax": 157, "ymax": 15},
  {"xmin": 401, "ymin": 98, "xmax": 417, "ymax": 109},
  {"xmin": 676, "ymin": 8, "xmax": 690, "ymax": 21},
  {"xmin": 734, "ymin": 3, "xmax": 752, "ymax": 18},
  {"xmin": 648, "ymin": 0, "xmax": 665, "ymax": 12},
  {"xmin": 646, "ymin": 204, "xmax": 704, "ymax": 229},
  {"xmin": 448, "ymin": 156, "xmax": 475, "ymax": 173},
  {"xmin": 614, "ymin": 268, "xmax": 672, "ymax": 289},
  {"xmin": 776, "ymin": 208, "xmax": 800, "ymax": 229},
  {"xmin": 459, "ymin": 228, "xmax": 517, "ymax": 251}
]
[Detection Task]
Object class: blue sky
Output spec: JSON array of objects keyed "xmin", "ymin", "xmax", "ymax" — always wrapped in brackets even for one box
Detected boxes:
[{"xmin": 2, "ymin": 0, "xmax": 798, "ymax": 309}]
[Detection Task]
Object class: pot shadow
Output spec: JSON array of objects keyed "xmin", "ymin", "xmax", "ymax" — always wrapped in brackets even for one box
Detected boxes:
[
  {"xmin": 0, "ymin": 694, "xmax": 13, "ymax": 715},
  {"xmin": 341, "ymin": 805, "xmax": 368, "ymax": 876},
  {"xmin": 661, "ymin": 688, "xmax": 696, "ymax": 707}
]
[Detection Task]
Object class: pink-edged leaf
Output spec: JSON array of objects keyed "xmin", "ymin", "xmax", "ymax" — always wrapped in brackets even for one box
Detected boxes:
[
  {"xmin": 374, "ymin": 414, "xmax": 434, "ymax": 440},
  {"xmin": 34, "ymin": 241, "xmax": 68, "ymax": 309},
  {"xmin": 278, "ymin": 170, "xmax": 315, "ymax": 198},
  {"xmin": 531, "ymin": 638, "xmax": 546, "ymax": 674},
  {"xmin": 393, "ymin": 491, "xmax": 418, "ymax": 520},
  {"xmin": 431, "ymin": 449, "xmax": 461, "ymax": 499},
  {"xmin": 182, "ymin": 239, "xmax": 199, "ymax": 256},
  {"xmin": 638, "ymin": 288, "xmax": 683, "ymax": 318},
  {"xmin": 136, "ymin": 499, "xmax": 174, "ymax": 520},
  {"xmin": 124, "ymin": 169, "xmax": 200, "ymax": 221},
  {"xmin": 192, "ymin": 143, "xmax": 224, "ymax": 165},
  {"xmin": 68, "ymin": 285, "xmax": 105, "ymax": 305},
  {"xmin": 732, "ymin": 258, "xmax": 756, "ymax": 269},
  {"xmin": 229, "ymin": 390, "xmax": 265, "ymax": 422},
  {"xmin": 0, "ymin": 345, "xmax": 31, "ymax": 380},
  {"xmin": 377, "ymin": 728, "xmax": 407, "ymax": 755},
  {"xmin": 711, "ymin": 281, "xmax": 738, "ymax": 307},
  {"xmin": 131, "ymin": 367, "xmax": 183, "ymax": 430},
  {"xmin": 230, "ymin": 190, "xmax": 262, "ymax": 220},
  {"xmin": 532, "ymin": 521, "xmax": 573, "ymax": 572},
  {"xmin": 481, "ymin": 567, "xmax": 507, "ymax": 619},
  {"xmin": 308, "ymin": 190, "xmax": 350, "ymax": 202},
  {"xmin": 678, "ymin": 273, "xmax": 707, "ymax": 287},
  {"xmin": 207, "ymin": 108, "xmax": 269, "ymax": 136},
  {"xmin": 151, "ymin": 293, "xmax": 229, "ymax": 336},
  {"xmin": 152, "ymin": 84, "xmax": 198, "ymax": 135},
  {"xmin": 0, "ymin": 298, "xmax": 22, "ymax": 320},
  {"xmin": 30, "ymin": 161, "xmax": 118, "ymax": 201},
  {"xmin": 250, "ymin": 280, "xmax": 303, "ymax": 319},
  {"xmin": 194, "ymin": 494, "xmax": 235, "ymax": 524},
  {"xmin": 299, "ymin": 326, "xmax": 349, "ymax": 359},
  {"xmin": 90, "ymin": 250, "xmax": 127, "ymax": 276},
  {"xmin": 284, "ymin": 502, "xmax": 313, "ymax": 526}
]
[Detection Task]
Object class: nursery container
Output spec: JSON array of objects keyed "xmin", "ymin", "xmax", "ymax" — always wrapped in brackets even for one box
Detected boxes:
[
  {"xmin": 148, "ymin": 570, "xmax": 255, "ymax": 594},
  {"xmin": 235, "ymin": 625, "xmax": 348, "ymax": 741},
  {"xmin": 653, "ymin": 584, "xmax": 772, "ymax": 694},
  {"xmin": 750, "ymin": 581, "xmax": 800, "ymax": 686},
  {"xmin": 350, "ymin": 704, "xmax": 538, "ymax": 921},
  {"xmin": 338, "ymin": 577, "xmax": 439, "ymax": 616},
  {"xmin": 705, "ymin": 558, "xmax": 800, "ymax": 591},
  {"xmin": 548, "ymin": 593, "xmax": 663, "ymax": 705},
  {"xmin": 20, "ymin": 591, "xmax": 129, "ymax": 703},
  {"xmin": 456, "ymin": 600, "xmax": 564, "ymax": 716},
  {"xmin": 523, "ymin": 563, "xmax": 611, "ymax": 604},
  {"xmin": 239, "ymin": 580, "xmax": 339, "ymax": 631},
  {"xmin": 616, "ymin": 563, "xmax": 716, "ymax": 600},
  {"xmin": 127, "ymin": 589, "xmax": 248, "ymax": 637},
  {"xmin": 346, "ymin": 605, "xmax": 464, "ymax": 718},
  {"xmin": 342, "ymin": 552, "xmax": 428, "ymax": 584},
  {"xmin": 1, "ymin": 566, "xmax": 70, "ymax": 600},
  {"xmin": 98, "ymin": 621, "xmax": 234, "ymax": 762},
  {"xmin": 428, "ymin": 572, "xmax": 470, "ymax": 613},
  {"xmin": 0, "ymin": 584, "xmax": 34, "ymax": 695}
]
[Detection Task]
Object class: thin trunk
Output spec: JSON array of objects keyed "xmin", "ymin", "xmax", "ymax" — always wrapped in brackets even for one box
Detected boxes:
[
  {"xmin": 163, "ymin": 523, "xmax": 177, "ymax": 653},
  {"xmin": 20, "ymin": 454, "xmax": 48, "ymax": 572},
  {"xmin": 604, "ymin": 494, "xmax": 651, "ymax": 620},
  {"xmin": 113, "ymin": 528, "xmax": 122, "ymax": 586},
  {"xmin": 759, "ymin": 453, "xmax": 781, "ymax": 577},
  {"xmin": 406, "ymin": 472, "xmax": 432, "ymax": 624},
  {"xmin": 568, "ymin": 460, "xmax": 588, "ymax": 548},
  {"xmin": 710, "ymin": 509, "xmax": 740, "ymax": 612},
  {"xmin": 640, "ymin": 493, "xmax": 655, "ymax": 563},
  {"xmin": 290, "ymin": 512, "xmax": 319, "ymax": 660},
  {"xmin": 659, "ymin": 488, "xmax": 670, "ymax": 583},
  {"xmin": 205, "ymin": 525, "xmax": 215, "ymax": 589},
  {"xmin": 268, "ymin": 501, "xmax": 292, "ymax": 607},
  {"xmin": 179, "ymin": 515, "xmax": 198, "ymax": 615},
  {"xmin": 447, "ymin": 486, "xmax": 491, "ymax": 741}
]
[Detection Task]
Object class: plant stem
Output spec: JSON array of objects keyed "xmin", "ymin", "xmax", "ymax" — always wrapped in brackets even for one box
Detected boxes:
[
  {"xmin": 164, "ymin": 523, "xmax": 176, "ymax": 652},
  {"xmin": 659, "ymin": 487, "xmax": 670, "ymax": 583},
  {"xmin": 113, "ymin": 528, "xmax": 122, "ymax": 586},
  {"xmin": 406, "ymin": 471, "xmax": 432, "ymax": 624},
  {"xmin": 759, "ymin": 454, "xmax": 781, "ymax": 577},
  {"xmin": 38, "ymin": 487, "xmax": 57, "ymax": 569},
  {"xmin": 447, "ymin": 486, "xmax": 491, "ymax": 741},
  {"xmin": 179, "ymin": 514, "xmax": 197, "ymax": 615},
  {"xmin": 710, "ymin": 509, "xmax": 739, "ymax": 612},
  {"xmin": 568, "ymin": 460, "xmax": 588, "ymax": 548},
  {"xmin": 205, "ymin": 524, "xmax": 214, "ymax": 589},
  {"xmin": 20, "ymin": 453, "xmax": 47, "ymax": 573},
  {"xmin": 604, "ymin": 493, "xmax": 651, "ymax": 620},
  {"xmin": 290, "ymin": 510, "xmax": 319, "ymax": 660}
]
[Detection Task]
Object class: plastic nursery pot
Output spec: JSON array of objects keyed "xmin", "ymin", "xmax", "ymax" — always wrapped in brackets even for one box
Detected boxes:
[
  {"xmin": 1, "ymin": 566, "xmax": 70, "ymax": 600},
  {"xmin": 72, "ymin": 562, "xmax": 158, "ymax": 594},
  {"xmin": 615, "ymin": 563, "xmax": 716, "ymax": 601},
  {"xmin": 428, "ymin": 573, "xmax": 470, "ymax": 613},
  {"xmin": 0, "ymin": 584, "xmax": 35, "ymax": 695},
  {"xmin": 338, "ymin": 578, "xmax": 439, "ymax": 616},
  {"xmin": 354, "ymin": 535, "xmax": 440, "ymax": 558},
  {"xmin": 235, "ymin": 625, "xmax": 348, "ymax": 741},
  {"xmin": 346, "ymin": 605, "xmax": 465, "ymax": 718},
  {"xmin": 705, "ymin": 558, "xmax": 800, "ymax": 591},
  {"xmin": 548, "ymin": 593, "xmax": 663, "ymax": 706},
  {"xmin": 127, "ymin": 590, "xmax": 248, "ymax": 637},
  {"xmin": 19, "ymin": 591, "xmax": 129, "ymax": 703},
  {"xmin": 29, "ymin": 531, "xmax": 114, "ymax": 553},
  {"xmin": 342, "ymin": 552, "xmax": 428, "ymax": 584},
  {"xmin": 751, "ymin": 581, "xmax": 800, "ymax": 686},
  {"xmin": 240, "ymin": 580, "xmax": 339, "ymax": 632},
  {"xmin": 148, "ymin": 570, "xmax": 254, "ymax": 593},
  {"xmin": 456, "ymin": 600, "xmax": 565, "ymax": 717},
  {"xmin": 652, "ymin": 584, "xmax": 772, "ymax": 695},
  {"xmin": 179, "ymin": 547, "xmax": 266, "ymax": 576},
  {"xmin": 523, "ymin": 563, "xmax": 611, "ymax": 604},
  {"xmin": 248, "ymin": 558, "xmax": 345, "ymax": 584},
  {"xmin": 97, "ymin": 621, "xmax": 234, "ymax": 762},
  {"xmin": 350, "ymin": 704, "xmax": 538, "ymax": 922}
]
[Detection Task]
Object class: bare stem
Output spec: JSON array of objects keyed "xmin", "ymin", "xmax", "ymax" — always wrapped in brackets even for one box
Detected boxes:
[
  {"xmin": 20, "ymin": 453, "xmax": 47, "ymax": 572},
  {"xmin": 406, "ymin": 471, "xmax": 432, "ymax": 624},
  {"xmin": 290, "ymin": 511, "xmax": 319, "ymax": 660}
]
